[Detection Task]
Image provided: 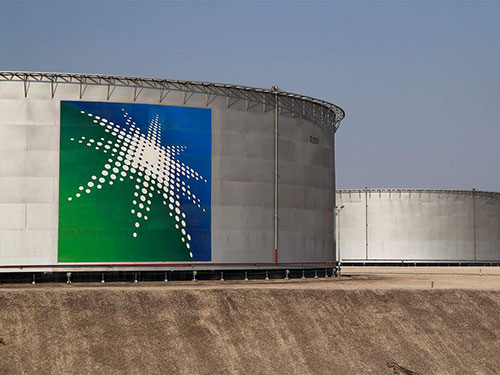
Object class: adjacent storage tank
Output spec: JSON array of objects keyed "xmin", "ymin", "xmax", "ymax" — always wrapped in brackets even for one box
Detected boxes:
[
  {"xmin": 0, "ymin": 72, "xmax": 344, "ymax": 272},
  {"xmin": 336, "ymin": 189, "xmax": 500, "ymax": 263}
]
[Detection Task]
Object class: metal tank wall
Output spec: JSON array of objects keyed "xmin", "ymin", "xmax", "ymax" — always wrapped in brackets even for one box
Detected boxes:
[
  {"xmin": 278, "ymin": 117, "xmax": 334, "ymax": 262},
  {"xmin": 336, "ymin": 189, "xmax": 500, "ymax": 263},
  {"xmin": 212, "ymin": 102, "xmax": 336, "ymax": 264},
  {"xmin": 211, "ymin": 104, "xmax": 276, "ymax": 263},
  {"xmin": 0, "ymin": 73, "xmax": 343, "ymax": 271}
]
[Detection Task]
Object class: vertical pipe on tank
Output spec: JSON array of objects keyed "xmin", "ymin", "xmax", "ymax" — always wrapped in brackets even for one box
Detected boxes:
[
  {"xmin": 472, "ymin": 188, "xmax": 477, "ymax": 261},
  {"xmin": 333, "ymin": 128, "xmax": 337, "ymax": 264},
  {"xmin": 365, "ymin": 187, "xmax": 369, "ymax": 260},
  {"xmin": 337, "ymin": 206, "xmax": 341, "ymax": 265},
  {"xmin": 273, "ymin": 91, "xmax": 279, "ymax": 264}
]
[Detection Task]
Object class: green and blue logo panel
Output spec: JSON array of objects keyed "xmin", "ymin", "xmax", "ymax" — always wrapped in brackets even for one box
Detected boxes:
[{"xmin": 58, "ymin": 101, "xmax": 211, "ymax": 262}]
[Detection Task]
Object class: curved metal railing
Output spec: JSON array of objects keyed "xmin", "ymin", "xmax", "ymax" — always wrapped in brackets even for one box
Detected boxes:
[
  {"xmin": 0, "ymin": 71, "xmax": 345, "ymax": 132},
  {"xmin": 337, "ymin": 188, "xmax": 500, "ymax": 201}
]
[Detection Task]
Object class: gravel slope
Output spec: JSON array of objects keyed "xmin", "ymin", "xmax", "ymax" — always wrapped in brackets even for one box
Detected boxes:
[{"xmin": 0, "ymin": 280, "xmax": 498, "ymax": 374}]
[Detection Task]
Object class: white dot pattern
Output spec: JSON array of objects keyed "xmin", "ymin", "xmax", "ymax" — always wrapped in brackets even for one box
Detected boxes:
[{"xmin": 67, "ymin": 109, "xmax": 209, "ymax": 259}]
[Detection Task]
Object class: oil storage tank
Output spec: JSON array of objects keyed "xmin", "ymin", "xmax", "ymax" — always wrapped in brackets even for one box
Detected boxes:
[
  {"xmin": 0, "ymin": 72, "xmax": 344, "ymax": 273},
  {"xmin": 336, "ymin": 189, "xmax": 500, "ymax": 264}
]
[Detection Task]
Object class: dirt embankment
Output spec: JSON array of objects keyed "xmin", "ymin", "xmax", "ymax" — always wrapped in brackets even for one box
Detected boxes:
[{"xmin": 0, "ymin": 284, "xmax": 498, "ymax": 374}]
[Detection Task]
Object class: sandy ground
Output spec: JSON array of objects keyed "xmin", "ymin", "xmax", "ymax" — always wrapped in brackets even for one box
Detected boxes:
[{"xmin": 0, "ymin": 268, "xmax": 498, "ymax": 375}]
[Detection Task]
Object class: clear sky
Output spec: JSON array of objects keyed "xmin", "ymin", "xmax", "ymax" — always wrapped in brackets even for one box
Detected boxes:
[{"xmin": 1, "ymin": 1, "xmax": 499, "ymax": 191}]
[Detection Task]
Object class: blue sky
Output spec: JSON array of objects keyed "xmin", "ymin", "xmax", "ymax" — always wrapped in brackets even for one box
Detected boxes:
[{"xmin": 1, "ymin": 1, "xmax": 499, "ymax": 191}]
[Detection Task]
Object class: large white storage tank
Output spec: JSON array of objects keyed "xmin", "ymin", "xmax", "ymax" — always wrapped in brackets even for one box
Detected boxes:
[
  {"xmin": 0, "ymin": 72, "xmax": 344, "ymax": 273},
  {"xmin": 336, "ymin": 189, "xmax": 500, "ymax": 263}
]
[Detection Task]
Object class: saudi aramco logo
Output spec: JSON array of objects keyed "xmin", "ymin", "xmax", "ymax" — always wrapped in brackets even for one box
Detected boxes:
[{"xmin": 58, "ymin": 101, "xmax": 212, "ymax": 263}]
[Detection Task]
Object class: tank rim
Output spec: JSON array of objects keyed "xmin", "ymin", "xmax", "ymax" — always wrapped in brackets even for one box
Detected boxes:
[
  {"xmin": 0, "ymin": 70, "xmax": 345, "ymax": 131},
  {"xmin": 337, "ymin": 188, "xmax": 500, "ymax": 200}
]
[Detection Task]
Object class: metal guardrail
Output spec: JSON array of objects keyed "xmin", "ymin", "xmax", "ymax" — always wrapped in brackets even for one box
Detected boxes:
[
  {"xmin": 0, "ymin": 267, "xmax": 339, "ymax": 284},
  {"xmin": 0, "ymin": 71, "xmax": 345, "ymax": 132},
  {"xmin": 337, "ymin": 188, "xmax": 500, "ymax": 201}
]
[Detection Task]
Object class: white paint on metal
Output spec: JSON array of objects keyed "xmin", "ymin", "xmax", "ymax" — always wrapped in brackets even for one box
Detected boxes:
[
  {"xmin": 337, "ymin": 189, "xmax": 500, "ymax": 262},
  {"xmin": 0, "ymin": 73, "xmax": 343, "ymax": 271}
]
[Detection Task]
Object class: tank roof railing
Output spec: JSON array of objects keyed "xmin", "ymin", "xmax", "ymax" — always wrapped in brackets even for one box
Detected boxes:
[
  {"xmin": 0, "ymin": 71, "xmax": 345, "ymax": 132},
  {"xmin": 337, "ymin": 188, "xmax": 500, "ymax": 201}
]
